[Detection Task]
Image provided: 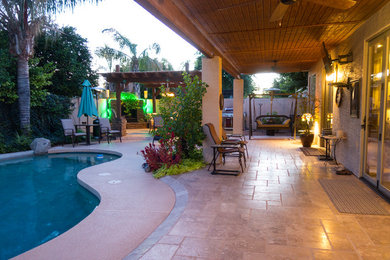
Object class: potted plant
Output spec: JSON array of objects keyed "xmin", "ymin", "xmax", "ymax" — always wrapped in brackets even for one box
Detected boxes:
[{"xmin": 300, "ymin": 113, "xmax": 314, "ymax": 147}]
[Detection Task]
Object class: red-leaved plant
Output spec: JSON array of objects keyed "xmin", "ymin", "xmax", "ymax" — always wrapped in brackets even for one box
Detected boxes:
[{"xmin": 141, "ymin": 134, "xmax": 181, "ymax": 172}]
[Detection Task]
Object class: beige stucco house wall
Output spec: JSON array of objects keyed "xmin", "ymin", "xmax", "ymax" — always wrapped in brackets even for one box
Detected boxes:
[{"xmin": 308, "ymin": 1, "xmax": 390, "ymax": 177}]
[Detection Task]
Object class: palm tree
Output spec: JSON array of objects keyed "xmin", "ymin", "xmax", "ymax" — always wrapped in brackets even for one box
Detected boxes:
[
  {"xmin": 95, "ymin": 44, "xmax": 127, "ymax": 72},
  {"xmin": 0, "ymin": 0, "xmax": 99, "ymax": 133},
  {"xmin": 102, "ymin": 28, "xmax": 163, "ymax": 72}
]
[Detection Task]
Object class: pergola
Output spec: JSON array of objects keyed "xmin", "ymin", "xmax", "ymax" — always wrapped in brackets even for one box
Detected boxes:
[{"xmin": 100, "ymin": 68, "xmax": 201, "ymax": 117}]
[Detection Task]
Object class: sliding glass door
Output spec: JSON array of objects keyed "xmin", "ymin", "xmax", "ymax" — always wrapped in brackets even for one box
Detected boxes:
[
  {"xmin": 380, "ymin": 35, "xmax": 390, "ymax": 195},
  {"xmin": 363, "ymin": 30, "xmax": 390, "ymax": 197}
]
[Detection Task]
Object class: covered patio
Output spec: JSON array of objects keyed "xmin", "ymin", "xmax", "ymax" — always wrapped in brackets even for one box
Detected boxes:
[{"xmin": 134, "ymin": 0, "xmax": 389, "ymax": 143}]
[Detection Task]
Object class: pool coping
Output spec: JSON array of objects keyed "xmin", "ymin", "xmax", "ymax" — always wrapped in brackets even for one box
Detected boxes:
[
  {"xmin": 12, "ymin": 142, "xmax": 177, "ymax": 260},
  {"xmin": 124, "ymin": 176, "xmax": 188, "ymax": 259},
  {"xmin": 0, "ymin": 150, "xmax": 34, "ymax": 162}
]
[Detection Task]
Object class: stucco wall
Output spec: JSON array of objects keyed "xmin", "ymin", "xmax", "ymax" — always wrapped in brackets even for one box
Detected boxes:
[{"xmin": 309, "ymin": 1, "xmax": 390, "ymax": 176}]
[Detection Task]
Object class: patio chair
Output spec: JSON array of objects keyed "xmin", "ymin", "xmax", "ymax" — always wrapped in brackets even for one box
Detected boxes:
[
  {"xmin": 204, "ymin": 123, "xmax": 246, "ymax": 175},
  {"xmin": 61, "ymin": 119, "xmax": 86, "ymax": 147},
  {"xmin": 153, "ymin": 115, "xmax": 163, "ymax": 130},
  {"xmin": 98, "ymin": 118, "xmax": 122, "ymax": 144},
  {"xmin": 221, "ymin": 128, "xmax": 249, "ymax": 157},
  {"xmin": 152, "ymin": 115, "xmax": 163, "ymax": 144}
]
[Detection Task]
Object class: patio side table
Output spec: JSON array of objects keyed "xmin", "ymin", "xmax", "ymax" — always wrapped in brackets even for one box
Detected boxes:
[{"xmin": 319, "ymin": 135, "xmax": 345, "ymax": 164}]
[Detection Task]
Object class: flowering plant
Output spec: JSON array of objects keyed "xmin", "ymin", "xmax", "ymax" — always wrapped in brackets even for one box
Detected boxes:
[
  {"xmin": 301, "ymin": 113, "xmax": 313, "ymax": 135},
  {"xmin": 141, "ymin": 133, "xmax": 181, "ymax": 172}
]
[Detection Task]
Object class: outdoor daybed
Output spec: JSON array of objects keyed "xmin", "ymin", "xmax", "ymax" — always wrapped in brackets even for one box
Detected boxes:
[{"xmin": 255, "ymin": 115, "xmax": 292, "ymax": 135}]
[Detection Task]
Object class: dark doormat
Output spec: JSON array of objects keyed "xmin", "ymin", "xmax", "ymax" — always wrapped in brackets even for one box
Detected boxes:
[
  {"xmin": 319, "ymin": 179, "xmax": 389, "ymax": 215},
  {"xmin": 299, "ymin": 147, "xmax": 325, "ymax": 156}
]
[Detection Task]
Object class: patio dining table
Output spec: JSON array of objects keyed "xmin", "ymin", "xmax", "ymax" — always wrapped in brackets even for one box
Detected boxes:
[{"xmin": 75, "ymin": 124, "xmax": 99, "ymax": 145}]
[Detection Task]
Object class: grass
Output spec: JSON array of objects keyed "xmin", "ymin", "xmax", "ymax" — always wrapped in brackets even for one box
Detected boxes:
[{"xmin": 153, "ymin": 159, "xmax": 205, "ymax": 179}]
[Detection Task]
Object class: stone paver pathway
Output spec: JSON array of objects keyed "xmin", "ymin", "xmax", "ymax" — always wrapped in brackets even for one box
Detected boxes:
[{"xmin": 140, "ymin": 139, "xmax": 390, "ymax": 260}]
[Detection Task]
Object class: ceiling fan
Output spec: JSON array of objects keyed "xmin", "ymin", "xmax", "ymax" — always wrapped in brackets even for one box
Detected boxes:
[{"xmin": 270, "ymin": 0, "xmax": 357, "ymax": 22}]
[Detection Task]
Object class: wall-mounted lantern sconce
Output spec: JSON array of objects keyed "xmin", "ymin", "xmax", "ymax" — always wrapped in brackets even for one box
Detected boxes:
[
  {"xmin": 336, "ymin": 52, "xmax": 353, "ymax": 64},
  {"xmin": 322, "ymin": 42, "xmax": 353, "ymax": 75}
]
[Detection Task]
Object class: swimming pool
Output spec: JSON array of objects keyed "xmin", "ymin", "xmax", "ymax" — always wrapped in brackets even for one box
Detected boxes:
[{"xmin": 0, "ymin": 152, "xmax": 120, "ymax": 259}]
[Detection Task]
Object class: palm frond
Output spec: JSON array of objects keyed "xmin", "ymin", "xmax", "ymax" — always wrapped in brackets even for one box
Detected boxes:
[{"xmin": 102, "ymin": 28, "xmax": 137, "ymax": 57}]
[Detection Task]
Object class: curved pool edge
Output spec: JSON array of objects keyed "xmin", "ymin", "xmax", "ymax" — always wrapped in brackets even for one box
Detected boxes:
[
  {"xmin": 12, "ymin": 142, "xmax": 176, "ymax": 260},
  {"xmin": 48, "ymin": 148, "xmax": 123, "ymax": 200},
  {"xmin": 0, "ymin": 150, "xmax": 34, "ymax": 162}
]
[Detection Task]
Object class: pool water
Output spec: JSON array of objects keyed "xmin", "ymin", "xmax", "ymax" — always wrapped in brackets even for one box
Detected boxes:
[{"xmin": 0, "ymin": 153, "xmax": 119, "ymax": 259}]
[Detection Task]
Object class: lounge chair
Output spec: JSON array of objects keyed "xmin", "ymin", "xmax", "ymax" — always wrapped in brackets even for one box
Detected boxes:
[
  {"xmin": 98, "ymin": 118, "xmax": 122, "ymax": 143},
  {"xmin": 221, "ymin": 128, "xmax": 249, "ymax": 157},
  {"xmin": 61, "ymin": 119, "xmax": 86, "ymax": 147},
  {"xmin": 204, "ymin": 123, "xmax": 246, "ymax": 175}
]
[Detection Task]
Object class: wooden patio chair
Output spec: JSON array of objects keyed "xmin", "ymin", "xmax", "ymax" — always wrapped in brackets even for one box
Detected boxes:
[
  {"xmin": 61, "ymin": 119, "xmax": 86, "ymax": 147},
  {"xmin": 204, "ymin": 123, "xmax": 246, "ymax": 175},
  {"xmin": 98, "ymin": 118, "xmax": 122, "ymax": 144}
]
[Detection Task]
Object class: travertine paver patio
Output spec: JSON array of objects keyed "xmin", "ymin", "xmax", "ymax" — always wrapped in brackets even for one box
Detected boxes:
[{"xmin": 139, "ymin": 139, "xmax": 390, "ymax": 260}]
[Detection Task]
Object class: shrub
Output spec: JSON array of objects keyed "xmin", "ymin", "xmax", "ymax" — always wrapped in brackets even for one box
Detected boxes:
[
  {"xmin": 155, "ymin": 72, "xmax": 208, "ymax": 159},
  {"xmin": 140, "ymin": 135, "xmax": 181, "ymax": 171},
  {"xmin": 122, "ymin": 99, "xmax": 142, "ymax": 115},
  {"xmin": 31, "ymin": 94, "xmax": 74, "ymax": 145},
  {"xmin": 153, "ymin": 159, "xmax": 205, "ymax": 179}
]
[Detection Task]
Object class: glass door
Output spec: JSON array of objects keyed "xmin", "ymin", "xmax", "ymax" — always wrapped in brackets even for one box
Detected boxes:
[
  {"xmin": 379, "ymin": 35, "xmax": 390, "ymax": 196},
  {"xmin": 363, "ymin": 35, "xmax": 386, "ymax": 185},
  {"xmin": 363, "ymin": 30, "xmax": 390, "ymax": 198}
]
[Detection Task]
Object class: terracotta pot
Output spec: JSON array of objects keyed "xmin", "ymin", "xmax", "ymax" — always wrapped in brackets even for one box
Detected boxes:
[{"xmin": 300, "ymin": 133, "xmax": 314, "ymax": 147}]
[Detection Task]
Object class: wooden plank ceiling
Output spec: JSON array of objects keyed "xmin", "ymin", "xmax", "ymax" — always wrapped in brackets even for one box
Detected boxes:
[{"xmin": 135, "ymin": 0, "xmax": 390, "ymax": 76}]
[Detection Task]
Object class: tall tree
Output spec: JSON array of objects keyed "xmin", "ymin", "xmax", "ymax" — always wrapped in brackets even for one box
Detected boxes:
[
  {"xmin": 101, "ymin": 28, "xmax": 162, "ymax": 72},
  {"xmin": 0, "ymin": 30, "xmax": 17, "ymax": 104},
  {"xmin": 95, "ymin": 44, "xmax": 126, "ymax": 72},
  {"xmin": 35, "ymin": 26, "xmax": 97, "ymax": 97},
  {"xmin": 272, "ymin": 72, "xmax": 308, "ymax": 93},
  {"xmin": 0, "ymin": 0, "xmax": 99, "ymax": 133}
]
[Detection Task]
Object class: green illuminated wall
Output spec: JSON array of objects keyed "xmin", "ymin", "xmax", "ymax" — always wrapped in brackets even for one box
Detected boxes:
[
  {"xmin": 98, "ymin": 99, "xmax": 112, "ymax": 118},
  {"xmin": 121, "ymin": 92, "xmax": 138, "ymax": 101},
  {"xmin": 120, "ymin": 92, "xmax": 154, "ymax": 114},
  {"xmin": 98, "ymin": 92, "xmax": 155, "ymax": 118}
]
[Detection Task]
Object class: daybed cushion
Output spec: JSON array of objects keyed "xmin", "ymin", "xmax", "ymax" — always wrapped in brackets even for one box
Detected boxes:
[
  {"xmin": 259, "ymin": 124, "xmax": 289, "ymax": 128},
  {"xmin": 256, "ymin": 120, "xmax": 289, "ymax": 128}
]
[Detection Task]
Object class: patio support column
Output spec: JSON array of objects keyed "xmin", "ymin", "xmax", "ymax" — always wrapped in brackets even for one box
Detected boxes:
[
  {"xmin": 152, "ymin": 88, "xmax": 156, "ymax": 113},
  {"xmin": 202, "ymin": 56, "xmax": 222, "ymax": 163},
  {"xmin": 115, "ymin": 66, "xmax": 122, "ymax": 120},
  {"xmin": 202, "ymin": 56, "xmax": 222, "ymax": 136},
  {"xmin": 112, "ymin": 65, "xmax": 126, "ymax": 136},
  {"xmin": 233, "ymin": 78, "xmax": 244, "ymax": 135}
]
